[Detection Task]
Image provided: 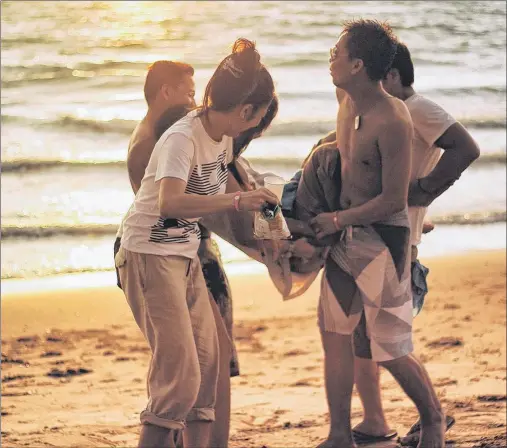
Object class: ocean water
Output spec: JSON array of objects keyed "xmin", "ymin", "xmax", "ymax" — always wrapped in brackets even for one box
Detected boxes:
[{"xmin": 1, "ymin": 1, "xmax": 506, "ymax": 280}]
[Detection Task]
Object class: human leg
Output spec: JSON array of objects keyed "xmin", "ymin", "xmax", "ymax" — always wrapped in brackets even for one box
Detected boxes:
[
  {"xmin": 317, "ymin": 257, "xmax": 364, "ymax": 448},
  {"xmin": 353, "ymin": 358, "xmax": 396, "ymax": 439},
  {"xmin": 318, "ymin": 330, "xmax": 356, "ymax": 448},
  {"xmin": 205, "ymin": 297, "xmax": 232, "ymax": 448},
  {"xmin": 356, "ymin": 227, "xmax": 444, "ymax": 447},
  {"xmin": 198, "ymin": 236, "xmax": 239, "ymax": 447},
  {"xmin": 352, "ymin": 313, "xmax": 393, "ymax": 438},
  {"xmin": 118, "ymin": 251, "xmax": 218, "ymax": 448},
  {"xmin": 138, "ymin": 424, "xmax": 180, "ymax": 448},
  {"xmin": 380, "ymin": 355, "xmax": 445, "ymax": 448},
  {"xmin": 401, "ymin": 257, "xmax": 454, "ymax": 445},
  {"xmin": 118, "ymin": 251, "xmax": 201, "ymax": 446},
  {"xmin": 184, "ymin": 258, "xmax": 220, "ymax": 448}
]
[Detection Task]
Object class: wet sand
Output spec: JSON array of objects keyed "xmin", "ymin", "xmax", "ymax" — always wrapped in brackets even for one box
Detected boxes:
[{"xmin": 1, "ymin": 250, "xmax": 506, "ymax": 447}]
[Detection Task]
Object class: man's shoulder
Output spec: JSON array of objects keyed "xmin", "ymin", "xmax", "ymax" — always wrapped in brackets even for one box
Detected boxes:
[
  {"xmin": 404, "ymin": 93, "xmax": 456, "ymax": 133},
  {"xmin": 383, "ymin": 95, "xmax": 409, "ymax": 112},
  {"xmin": 378, "ymin": 96, "xmax": 412, "ymax": 125},
  {"xmin": 128, "ymin": 122, "xmax": 156, "ymax": 154},
  {"xmin": 405, "ymin": 93, "xmax": 450, "ymax": 118},
  {"xmin": 127, "ymin": 137, "xmax": 156, "ymax": 168},
  {"xmin": 405, "ymin": 93, "xmax": 437, "ymax": 108}
]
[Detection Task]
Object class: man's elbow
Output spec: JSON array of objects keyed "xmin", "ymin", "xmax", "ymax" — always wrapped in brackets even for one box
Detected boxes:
[
  {"xmin": 454, "ymin": 135, "xmax": 481, "ymax": 164},
  {"xmin": 467, "ymin": 141, "xmax": 481, "ymax": 162}
]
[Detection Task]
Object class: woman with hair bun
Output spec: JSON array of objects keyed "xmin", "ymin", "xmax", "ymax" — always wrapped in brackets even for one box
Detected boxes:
[
  {"xmin": 116, "ymin": 38, "xmax": 277, "ymax": 448},
  {"xmin": 148, "ymin": 94, "xmax": 279, "ymax": 448}
]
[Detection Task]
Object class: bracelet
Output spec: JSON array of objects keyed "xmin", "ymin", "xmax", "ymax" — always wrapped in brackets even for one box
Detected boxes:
[
  {"xmin": 417, "ymin": 178, "xmax": 433, "ymax": 194},
  {"xmin": 233, "ymin": 192, "xmax": 241, "ymax": 211},
  {"xmin": 333, "ymin": 212, "xmax": 341, "ymax": 231}
]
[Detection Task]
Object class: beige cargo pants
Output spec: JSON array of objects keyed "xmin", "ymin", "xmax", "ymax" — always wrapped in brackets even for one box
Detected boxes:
[{"xmin": 117, "ymin": 248, "xmax": 219, "ymax": 430}]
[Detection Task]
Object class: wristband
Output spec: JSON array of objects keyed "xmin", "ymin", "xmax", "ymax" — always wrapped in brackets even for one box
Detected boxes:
[
  {"xmin": 333, "ymin": 212, "xmax": 341, "ymax": 231},
  {"xmin": 233, "ymin": 192, "xmax": 241, "ymax": 211}
]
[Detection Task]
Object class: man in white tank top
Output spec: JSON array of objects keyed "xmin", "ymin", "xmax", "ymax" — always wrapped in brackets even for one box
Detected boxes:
[{"xmin": 351, "ymin": 42, "xmax": 480, "ymax": 446}]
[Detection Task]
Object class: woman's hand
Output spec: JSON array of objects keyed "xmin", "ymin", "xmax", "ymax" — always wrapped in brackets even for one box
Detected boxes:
[
  {"xmin": 310, "ymin": 212, "xmax": 340, "ymax": 240},
  {"xmin": 238, "ymin": 188, "xmax": 279, "ymax": 212}
]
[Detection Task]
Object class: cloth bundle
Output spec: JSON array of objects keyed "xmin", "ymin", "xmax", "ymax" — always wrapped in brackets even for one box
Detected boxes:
[{"xmin": 201, "ymin": 141, "xmax": 341, "ymax": 299}]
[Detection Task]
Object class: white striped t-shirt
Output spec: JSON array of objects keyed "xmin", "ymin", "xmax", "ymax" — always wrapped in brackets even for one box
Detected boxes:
[{"xmin": 121, "ymin": 110, "xmax": 233, "ymax": 258}]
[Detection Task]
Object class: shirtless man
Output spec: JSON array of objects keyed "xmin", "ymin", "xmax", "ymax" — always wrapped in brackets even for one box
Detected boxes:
[
  {"xmin": 127, "ymin": 60, "xmax": 196, "ymax": 191},
  {"xmin": 352, "ymin": 41, "xmax": 480, "ymax": 446},
  {"xmin": 310, "ymin": 20, "xmax": 445, "ymax": 448}
]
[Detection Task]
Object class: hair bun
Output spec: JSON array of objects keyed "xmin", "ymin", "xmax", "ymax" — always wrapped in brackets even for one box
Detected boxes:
[
  {"xmin": 232, "ymin": 38, "xmax": 256, "ymax": 54},
  {"xmin": 231, "ymin": 38, "xmax": 260, "ymax": 72}
]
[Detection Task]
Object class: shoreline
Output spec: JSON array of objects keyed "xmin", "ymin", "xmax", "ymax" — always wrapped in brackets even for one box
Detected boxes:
[
  {"xmin": 2, "ymin": 245, "xmax": 506, "ymax": 297},
  {"xmin": 2, "ymin": 219, "xmax": 505, "ymax": 282},
  {"xmin": 0, "ymin": 260, "xmax": 269, "ymax": 297}
]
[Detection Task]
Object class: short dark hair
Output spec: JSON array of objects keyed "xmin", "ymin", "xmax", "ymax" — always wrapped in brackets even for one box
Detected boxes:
[
  {"xmin": 342, "ymin": 19, "xmax": 398, "ymax": 81},
  {"xmin": 144, "ymin": 61, "xmax": 194, "ymax": 105},
  {"xmin": 390, "ymin": 42, "xmax": 414, "ymax": 87},
  {"xmin": 199, "ymin": 38, "xmax": 275, "ymax": 118}
]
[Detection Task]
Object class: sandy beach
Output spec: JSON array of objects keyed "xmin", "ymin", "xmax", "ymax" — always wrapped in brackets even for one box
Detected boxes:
[{"xmin": 1, "ymin": 250, "xmax": 506, "ymax": 448}]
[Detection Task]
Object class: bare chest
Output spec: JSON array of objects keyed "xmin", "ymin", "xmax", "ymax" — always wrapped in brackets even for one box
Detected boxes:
[{"xmin": 336, "ymin": 107, "xmax": 381, "ymax": 171}]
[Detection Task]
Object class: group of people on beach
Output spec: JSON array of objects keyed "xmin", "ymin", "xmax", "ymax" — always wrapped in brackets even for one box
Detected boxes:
[{"xmin": 113, "ymin": 19, "xmax": 480, "ymax": 448}]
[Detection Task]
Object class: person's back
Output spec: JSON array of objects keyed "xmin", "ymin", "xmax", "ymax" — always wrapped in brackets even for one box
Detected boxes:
[{"xmin": 127, "ymin": 118, "xmax": 157, "ymax": 192}]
